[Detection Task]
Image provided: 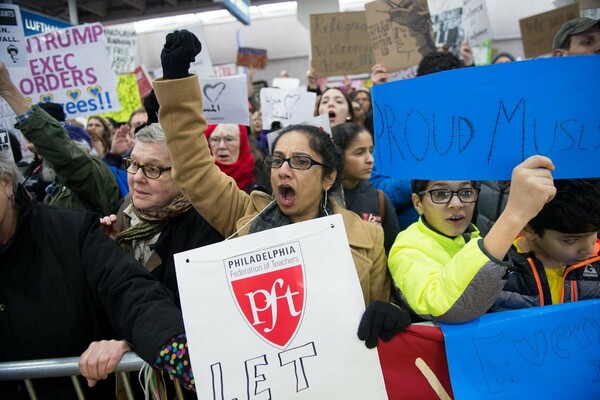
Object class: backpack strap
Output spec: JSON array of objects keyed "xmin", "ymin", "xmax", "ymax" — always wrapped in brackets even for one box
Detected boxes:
[{"xmin": 377, "ymin": 189, "xmax": 385, "ymax": 220}]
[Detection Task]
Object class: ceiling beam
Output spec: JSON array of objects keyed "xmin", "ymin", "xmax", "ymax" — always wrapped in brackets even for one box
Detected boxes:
[
  {"xmin": 78, "ymin": 0, "xmax": 108, "ymax": 18},
  {"xmin": 120, "ymin": 0, "xmax": 147, "ymax": 11}
]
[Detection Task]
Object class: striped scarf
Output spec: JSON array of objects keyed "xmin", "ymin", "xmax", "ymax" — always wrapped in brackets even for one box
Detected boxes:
[{"xmin": 116, "ymin": 193, "xmax": 192, "ymax": 253}]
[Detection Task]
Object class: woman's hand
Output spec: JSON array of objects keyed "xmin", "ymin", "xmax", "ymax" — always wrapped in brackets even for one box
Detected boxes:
[
  {"xmin": 99, "ymin": 214, "xmax": 119, "ymax": 239},
  {"xmin": 79, "ymin": 340, "xmax": 131, "ymax": 387}
]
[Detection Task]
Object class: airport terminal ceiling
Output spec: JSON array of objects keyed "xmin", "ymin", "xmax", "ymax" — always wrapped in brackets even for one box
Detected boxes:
[{"xmin": 9, "ymin": 0, "xmax": 284, "ymax": 25}]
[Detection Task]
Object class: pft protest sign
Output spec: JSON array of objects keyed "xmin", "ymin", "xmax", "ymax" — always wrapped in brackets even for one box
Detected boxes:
[
  {"xmin": 372, "ymin": 56, "xmax": 600, "ymax": 180},
  {"xmin": 260, "ymin": 88, "xmax": 316, "ymax": 129},
  {"xmin": 174, "ymin": 214, "xmax": 388, "ymax": 399},
  {"xmin": 440, "ymin": 299, "xmax": 600, "ymax": 400},
  {"xmin": 9, "ymin": 23, "xmax": 120, "ymax": 119}
]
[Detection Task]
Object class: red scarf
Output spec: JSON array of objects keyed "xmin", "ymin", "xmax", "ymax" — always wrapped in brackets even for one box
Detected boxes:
[{"xmin": 205, "ymin": 124, "xmax": 256, "ymax": 191}]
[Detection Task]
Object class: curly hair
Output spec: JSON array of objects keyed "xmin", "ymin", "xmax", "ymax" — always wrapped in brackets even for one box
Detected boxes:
[
  {"xmin": 417, "ymin": 51, "xmax": 464, "ymax": 77},
  {"xmin": 271, "ymin": 124, "xmax": 343, "ymax": 191}
]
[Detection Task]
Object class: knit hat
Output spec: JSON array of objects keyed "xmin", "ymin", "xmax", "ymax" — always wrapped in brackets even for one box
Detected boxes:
[
  {"xmin": 553, "ymin": 17, "xmax": 600, "ymax": 50},
  {"xmin": 38, "ymin": 102, "xmax": 66, "ymax": 122},
  {"xmin": 64, "ymin": 123, "xmax": 92, "ymax": 151}
]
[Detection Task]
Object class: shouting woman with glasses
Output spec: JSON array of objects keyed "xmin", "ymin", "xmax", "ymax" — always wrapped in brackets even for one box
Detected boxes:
[
  {"xmin": 152, "ymin": 29, "xmax": 411, "ymax": 350},
  {"xmin": 389, "ymin": 168, "xmax": 557, "ymax": 324}
]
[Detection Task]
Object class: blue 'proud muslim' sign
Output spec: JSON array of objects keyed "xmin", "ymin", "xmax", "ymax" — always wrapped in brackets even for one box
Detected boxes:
[{"xmin": 372, "ymin": 56, "xmax": 600, "ymax": 180}]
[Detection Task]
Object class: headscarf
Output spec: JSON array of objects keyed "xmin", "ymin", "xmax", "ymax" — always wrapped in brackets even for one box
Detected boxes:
[{"xmin": 204, "ymin": 124, "xmax": 256, "ymax": 191}]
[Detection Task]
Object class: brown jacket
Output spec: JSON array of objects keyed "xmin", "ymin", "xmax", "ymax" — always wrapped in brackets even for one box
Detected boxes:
[{"xmin": 154, "ymin": 75, "xmax": 391, "ymax": 305}]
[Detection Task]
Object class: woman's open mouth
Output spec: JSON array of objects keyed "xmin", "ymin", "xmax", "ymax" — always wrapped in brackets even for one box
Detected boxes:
[{"xmin": 278, "ymin": 184, "xmax": 296, "ymax": 208}]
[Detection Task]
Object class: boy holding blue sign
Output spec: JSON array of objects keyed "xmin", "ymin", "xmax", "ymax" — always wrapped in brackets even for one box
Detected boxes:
[
  {"xmin": 388, "ymin": 156, "xmax": 556, "ymax": 323},
  {"xmin": 493, "ymin": 179, "xmax": 600, "ymax": 310}
]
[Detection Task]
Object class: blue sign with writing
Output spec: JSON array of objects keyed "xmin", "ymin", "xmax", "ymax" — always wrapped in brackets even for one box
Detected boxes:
[
  {"xmin": 20, "ymin": 9, "xmax": 71, "ymax": 37},
  {"xmin": 440, "ymin": 300, "xmax": 600, "ymax": 399},
  {"xmin": 372, "ymin": 56, "xmax": 600, "ymax": 180},
  {"xmin": 217, "ymin": 0, "xmax": 251, "ymax": 25}
]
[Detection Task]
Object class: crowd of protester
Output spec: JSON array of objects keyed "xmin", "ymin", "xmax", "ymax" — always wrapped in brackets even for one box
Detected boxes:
[{"xmin": 0, "ymin": 15, "xmax": 598, "ymax": 400}]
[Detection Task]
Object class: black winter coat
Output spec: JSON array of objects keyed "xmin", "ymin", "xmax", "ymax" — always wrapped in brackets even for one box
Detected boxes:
[{"xmin": 0, "ymin": 186, "xmax": 185, "ymax": 399}]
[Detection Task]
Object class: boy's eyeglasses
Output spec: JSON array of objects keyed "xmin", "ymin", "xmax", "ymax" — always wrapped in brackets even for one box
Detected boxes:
[
  {"xmin": 264, "ymin": 155, "xmax": 328, "ymax": 170},
  {"xmin": 419, "ymin": 188, "xmax": 480, "ymax": 204},
  {"xmin": 123, "ymin": 158, "xmax": 172, "ymax": 179}
]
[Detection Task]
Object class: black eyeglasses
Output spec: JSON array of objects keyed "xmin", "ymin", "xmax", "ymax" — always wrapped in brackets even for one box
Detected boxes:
[
  {"xmin": 419, "ymin": 188, "xmax": 480, "ymax": 204},
  {"xmin": 123, "ymin": 158, "xmax": 172, "ymax": 179},
  {"xmin": 264, "ymin": 155, "xmax": 328, "ymax": 170}
]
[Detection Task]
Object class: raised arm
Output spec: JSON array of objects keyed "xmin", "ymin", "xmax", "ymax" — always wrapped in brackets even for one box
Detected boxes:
[{"xmin": 153, "ymin": 30, "xmax": 252, "ymax": 237}]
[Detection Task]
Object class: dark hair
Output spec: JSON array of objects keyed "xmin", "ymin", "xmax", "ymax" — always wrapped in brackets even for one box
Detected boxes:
[
  {"xmin": 529, "ymin": 179, "xmax": 600, "ymax": 235},
  {"xmin": 491, "ymin": 52, "xmax": 516, "ymax": 64},
  {"xmin": 417, "ymin": 51, "xmax": 464, "ymax": 77},
  {"xmin": 271, "ymin": 124, "xmax": 343, "ymax": 191},
  {"xmin": 316, "ymin": 87, "xmax": 355, "ymax": 122},
  {"xmin": 411, "ymin": 180, "xmax": 430, "ymax": 195},
  {"xmin": 331, "ymin": 122, "xmax": 369, "ymax": 152},
  {"xmin": 87, "ymin": 115, "xmax": 112, "ymax": 148},
  {"xmin": 411, "ymin": 180, "xmax": 477, "ymax": 195}
]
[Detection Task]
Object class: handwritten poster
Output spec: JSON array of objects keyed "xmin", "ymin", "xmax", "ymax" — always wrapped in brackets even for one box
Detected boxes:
[
  {"xmin": 427, "ymin": 0, "xmax": 463, "ymax": 50},
  {"xmin": 175, "ymin": 215, "xmax": 388, "ymax": 399},
  {"xmin": 440, "ymin": 300, "xmax": 600, "ymax": 400},
  {"xmin": 364, "ymin": 0, "xmax": 436, "ymax": 72},
  {"xmin": 272, "ymin": 77, "xmax": 300, "ymax": 89},
  {"xmin": 371, "ymin": 56, "xmax": 600, "ymax": 180},
  {"xmin": 237, "ymin": 47, "xmax": 268, "ymax": 69},
  {"xmin": 104, "ymin": 27, "xmax": 137, "ymax": 74},
  {"xmin": 8, "ymin": 23, "xmax": 120, "ymax": 119},
  {"xmin": 100, "ymin": 74, "xmax": 141, "ymax": 123},
  {"xmin": 310, "ymin": 11, "xmax": 374, "ymax": 77},
  {"xmin": 260, "ymin": 88, "xmax": 317, "ymax": 130},
  {"xmin": 462, "ymin": 0, "xmax": 493, "ymax": 46},
  {"xmin": 0, "ymin": 128, "xmax": 12, "ymax": 161},
  {"xmin": 519, "ymin": 3, "xmax": 580, "ymax": 58},
  {"xmin": 199, "ymin": 74, "xmax": 249, "ymax": 125},
  {"xmin": 0, "ymin": 4, "xmax": 27, "ymax": 68}
]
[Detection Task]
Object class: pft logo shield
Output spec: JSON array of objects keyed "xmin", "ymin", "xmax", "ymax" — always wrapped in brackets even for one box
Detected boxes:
[{"xmin": 226, "ymin": 244, "xmax": 305, "ymax": 349}]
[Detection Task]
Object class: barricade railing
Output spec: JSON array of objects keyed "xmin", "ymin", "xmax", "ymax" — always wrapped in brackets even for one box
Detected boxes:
[{"xmin": 0, "ymin": 352, "xmax": 145, "ymax": 400}]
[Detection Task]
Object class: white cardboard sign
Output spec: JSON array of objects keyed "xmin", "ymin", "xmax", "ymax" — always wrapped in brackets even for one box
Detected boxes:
[
  {"xmin": 199, "ymin": 74, "xmax": 249, "ymax": 125},
  {"xmin": 175, "ymin": 214, "xmax": 388, "ymax": 400},
  {"xmin": 0, "ymin": 4, "xmax": 27, "ymax": 68},
  {"xmin": 260, "ymin": 88, "xmax": 317, "ymax": 130}
]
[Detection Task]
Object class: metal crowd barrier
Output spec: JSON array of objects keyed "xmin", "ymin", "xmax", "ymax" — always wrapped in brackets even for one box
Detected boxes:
[{"xmin": 0, "ymin": 352, "xmax": 145, "ymax": 400}]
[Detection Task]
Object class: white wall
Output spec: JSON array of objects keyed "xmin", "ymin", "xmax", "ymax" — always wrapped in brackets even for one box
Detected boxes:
[{"xmin": 134, "ymin": 0, "xmax": 576, "ymax": 78}]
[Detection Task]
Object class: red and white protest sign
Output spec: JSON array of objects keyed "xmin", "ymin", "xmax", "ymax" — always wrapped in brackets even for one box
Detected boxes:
[
  {"xmin": 175, "ymin": 214, "xmax": 388, "ymax": 399},
  {"xmin": 8, "ymin": 23, "xmax": 120, "ymax": 119}
]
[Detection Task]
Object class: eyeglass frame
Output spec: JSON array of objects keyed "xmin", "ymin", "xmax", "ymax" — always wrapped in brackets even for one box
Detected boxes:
[
  {"xmin": 208, "ymin": 135, "xmax": 239, "ymax": 147},
  {"xmin": 263, "ymin": 154, "xmax": 329, "ymax": 171},
  {"xmin": 418, "ymin": 187, "xmax": 480, "ymax": 204},
  {"xmin": 123, "ymin": 158, "xmax": 172, "ymax": 179}
]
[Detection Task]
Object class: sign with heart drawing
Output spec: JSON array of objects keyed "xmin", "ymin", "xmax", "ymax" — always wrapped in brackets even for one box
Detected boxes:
[
  {"xmin": 199, "ymin": 74, "xmax": 249, "ymax": 125},
  {"xmin": 260, "ymin": 88, "xmax": 317, "ymax": 130}
]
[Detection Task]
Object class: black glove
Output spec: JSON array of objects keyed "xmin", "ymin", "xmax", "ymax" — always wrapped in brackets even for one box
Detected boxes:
[
  {"xmin": 161, "ymin": 29, "xmax": 202, "ymax": 79},
  {"xmin": 357, "ymin": 301, "xmax": 411, "ymax": 349},
  {"xmin": 143, "ymin": 90, "xmax": 159, "ymax": 124}
]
